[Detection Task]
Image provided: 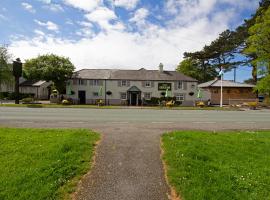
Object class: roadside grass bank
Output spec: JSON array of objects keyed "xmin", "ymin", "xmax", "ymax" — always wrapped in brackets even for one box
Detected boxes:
[
  {"xmin": 162, "ymin": 130, "xmax": 270, "ymax": 200},
  {"xmin": 0, "ymin": 103, "xmax": 240, "ymax": 111},
  {"xmin": 0, "ymin": 128, "xmax": 99, "ymax": 200}
]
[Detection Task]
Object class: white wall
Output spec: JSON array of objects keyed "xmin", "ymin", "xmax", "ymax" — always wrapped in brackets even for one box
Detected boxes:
[{"xmin": 68, "ymin": 79, "xmax": 197, "ymax": 105}]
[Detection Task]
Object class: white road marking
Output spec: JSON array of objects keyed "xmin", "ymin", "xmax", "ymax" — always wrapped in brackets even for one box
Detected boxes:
[
  {"xmin": 151, "ymin": 122, "xmax": 174, "ymax": 124},
  {"xmin": 235, "ymin": 122, "xmax": 256, "ymax": 124},
  {"xmin": 111, "ymin": 122, "xmax": 129, "ymax": 124},
  {"xmin": 61, "ymin": 121, "xmax": 85, "ymax": 124},
  {"xmin": 192, "ymin": 122, "xmax": 217, "ymax": 124}
]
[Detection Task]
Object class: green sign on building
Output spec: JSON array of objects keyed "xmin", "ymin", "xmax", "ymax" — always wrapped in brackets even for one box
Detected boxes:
[{"xmin": 158, "ymin": 83, "xmax": 172, "ymax": 91}]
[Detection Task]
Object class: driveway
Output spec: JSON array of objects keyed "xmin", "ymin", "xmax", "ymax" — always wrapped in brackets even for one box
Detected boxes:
[{"xmin": 0, "ymin": 107, "xmax": 270, "ymax": 200}]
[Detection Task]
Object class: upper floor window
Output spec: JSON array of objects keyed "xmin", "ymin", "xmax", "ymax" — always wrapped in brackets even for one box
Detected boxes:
[
  {"xmin": 79, "ymin": 79, "xmax": 87, "ymax": 85},
  {"xmin": 121, "ymin": 80, "xmax": 127, "ymax": 86},
  {"xmin": 93, "ymin": 80, "xmax": 99, "ymax": 86},
  {"xmin": 178, "ymin": 81, "xmax": 183, "ymax": 89},
  {"xmin": 145, "ymin": 81, "xmax": 151, "ymax": 87}
]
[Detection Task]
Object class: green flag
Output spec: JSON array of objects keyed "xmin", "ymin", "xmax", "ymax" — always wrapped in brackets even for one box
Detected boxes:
[
  {"xmin": 197, "ymin": 89, "xmax": 203, "ymax": 99},
  {"xmin": 165, "ymin": 88, "xmax": 170, "ymax": 97}
]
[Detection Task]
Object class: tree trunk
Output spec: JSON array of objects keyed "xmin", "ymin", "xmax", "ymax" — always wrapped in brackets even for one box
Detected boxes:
[{"xmin": 252, "ymin": 64, "xmax": 257, "ymax": 84}]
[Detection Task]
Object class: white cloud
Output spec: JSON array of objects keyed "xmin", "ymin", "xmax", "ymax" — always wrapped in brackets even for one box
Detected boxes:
[
  {"xmin": 0, "ymin": 14, "xmax": 7, "ymax": 21},
  {"xmin": 21, "ymin": 2, "xmax": 36, "ymax": 13},
  {"xmin": 85, "ymin": 7, "xmax": 124, "ymax": 31},
  {"xmin": 44, "ymin": 4, "xmax": 64, "ymax": 12},
  {"xmin": 130, "ymin": 8, "xmax": 149, "ymax": 27},
  {"xmin": 34, "ymin": 30, "xmax": 45, "ymax": 36},
  {"xmin": 9, "ymin": 0, "xmax": 260, "ymax": 71},
  {"xmin": 34, "ymin": 20, "xmax": 59, "ymax": 31},
  {"xmin": 63, "ymin": 0, "xmax": 102, "ymax": 12},
  {"xmin": 114, "ymin": 0, "xmax": 140, "ymax": 10},
  {"xmin": 78, "ymin": 21, "xmax": 93, "ymax": 27}
]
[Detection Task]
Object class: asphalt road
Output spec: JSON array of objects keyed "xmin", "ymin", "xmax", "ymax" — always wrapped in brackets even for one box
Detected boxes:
[{"xmin": 1, "ymin": 107, "xmax": 270, "ymax": 200}]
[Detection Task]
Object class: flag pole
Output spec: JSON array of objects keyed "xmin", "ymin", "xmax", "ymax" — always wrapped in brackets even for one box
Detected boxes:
[{"xmin": 220, "ymin": 72, "xmax": 223, "ymax": 108}]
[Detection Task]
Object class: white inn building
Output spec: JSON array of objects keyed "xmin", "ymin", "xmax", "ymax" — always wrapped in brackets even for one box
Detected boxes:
[{"xmin": 66, "ymin": 66, "xmax": 198, "ymax": 106}]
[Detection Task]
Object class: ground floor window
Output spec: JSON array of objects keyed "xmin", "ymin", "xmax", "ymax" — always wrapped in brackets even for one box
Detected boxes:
[
  {"xmin": 176, "ymin": 94, "xmax": 185, "ymax": 101},
  {"xmin": 144, "ymin": 92, "xmax": 151, "ymax": 100},
  {"xmin": 120, "ymin": 92, "xmax": 127, "ymax": 100},
  {"xmin": 93, "ymin": 92, "xmax": 99, "ymax": 97}
]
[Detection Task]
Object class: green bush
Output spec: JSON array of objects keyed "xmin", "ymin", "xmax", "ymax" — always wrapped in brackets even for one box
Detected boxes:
[
  {"xmin": 0, "ymin": 92, "xmax": 35, "ymax": 100},
  {"xmin": 22, "ymin": 98, "xmax": 34, "ymax": 104}
]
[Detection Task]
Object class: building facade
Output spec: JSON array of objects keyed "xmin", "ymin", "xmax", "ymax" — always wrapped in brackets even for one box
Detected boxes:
[
  {"xmin": 67, "ymin": 67, "xmax": 198, "ymax": 106},
  {"xmin": 198, "ymin": 79, "xmax": 256, "ymax": 105},
  {"xmin": 0, "ymin": 78, "xmax": 52, "ymax": 100}
]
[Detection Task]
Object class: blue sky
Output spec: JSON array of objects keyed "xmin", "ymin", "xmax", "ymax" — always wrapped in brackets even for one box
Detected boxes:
[{"xmin": 0, "ymin": 0, "xmax": 260, "ymax": 82}]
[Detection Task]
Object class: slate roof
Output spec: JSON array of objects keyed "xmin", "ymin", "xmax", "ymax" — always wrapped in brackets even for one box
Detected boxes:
[
  {"xmin": 198, "ymin": 79, "xmax": 255, "ymax": 88},
  {"xmin": 20, "ymin": 80, "xmax": 49, "ymax": 87},
  {"xmin": 72, "ymin": 68, "xmax": 197, "ymax": 82}
]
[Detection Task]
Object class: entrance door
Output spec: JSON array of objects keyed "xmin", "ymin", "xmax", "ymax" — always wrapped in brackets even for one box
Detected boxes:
[
  {"xmin": 78, "ymin": 91, "xmax": 86, "ymax": 104},
  {"xmin": 131, "ymin": 93, "xmax": 137, "ymax": 106}
]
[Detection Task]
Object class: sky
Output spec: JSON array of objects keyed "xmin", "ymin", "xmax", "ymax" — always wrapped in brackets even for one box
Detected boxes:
[{"xmin": 0, "ymin": 0, "xmax": 260, "ymax": 82}]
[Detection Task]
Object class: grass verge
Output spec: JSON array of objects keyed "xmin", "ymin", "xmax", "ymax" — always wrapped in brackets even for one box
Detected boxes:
[
  {"xmin": 162, "ymin": 130, "xmax": 270, "ymax": 200},
  {"xmin": 0, "ymin": 128, "xmax": 100, "ymax": 200},
  {"xmin": 0, "ymin": 103, "xmax": 240, "ymax": 111}
]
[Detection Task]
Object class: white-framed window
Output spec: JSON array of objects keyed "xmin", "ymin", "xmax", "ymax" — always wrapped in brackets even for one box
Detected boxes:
[
  {"xmin": 121, "ymin": 80, "xmax": 127, "ymax": 86},
  {"xmin": 176, "ymin": 94, "xmax": 185, "ymax": 101},
  {"xmin": 145, "ymin": 81, "xmax": 151, "ymax": 87},
  {"xmin": 120, "ymin": 92, "xmax": 127, "ymax": 100},
  {"xmin": 93, "ymin": 92, "xmax": 99, "ymax": 97},
  {"xmin": 144, "ymin": 92, "xmax": 151, "ymax": 100},
  {"xmin": 79, "ymin": 79, "xmax": 87, "ymax": 85},
  {"xmin": 93, "ymin": 80, "xmax": 99, "ymax": 86},
  {"xmin": 178, "ymin": 81, "xmax": 183, "ymax": 89}
]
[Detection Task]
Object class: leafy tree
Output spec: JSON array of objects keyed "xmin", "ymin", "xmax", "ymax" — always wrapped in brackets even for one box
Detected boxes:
[
  {"xmin": 245, "ymin": 7, "xmax": 270, "ymax": 96},
  {"xmin": 0, "ymin": 46, "xmax": 13, "ymax": 88},
  {"xmin": 24, "ymin": 54, "xmax": 75, "ymax": 93},
  {"xmin": 177, "ymin": 57, "xmax": 217, "ymax": 83}
]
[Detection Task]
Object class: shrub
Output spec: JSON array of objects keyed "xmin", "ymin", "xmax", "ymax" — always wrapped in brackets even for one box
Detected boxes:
[
  {"xmin": 22, "ymin": 98, "xmax": 34, "ymax": 104},
  {"xmin": 0, "ymin": 92, "xmax": 35, "ymax": 100},
  {"xmin": 62, "ymin": 99, "xmax": 72, "ymax": 105}
]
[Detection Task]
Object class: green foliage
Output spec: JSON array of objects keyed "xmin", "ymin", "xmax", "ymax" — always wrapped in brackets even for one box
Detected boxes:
[
  {"xmin": 256, "ymin": 75, "xmax": 270, "ymax": 95},
  {"xmin": 21, "ymin": 97, "xmax": 34, "ymax": 104},
  {"xmin": 0, "ymin": 128, "xmax": 99, "ymax": 200},
  {"xmin": 24, "ymin": 54, "xmax": 75, "ymax": 94},
  {"xmin": 177, "ymin": 58, "xmax": 217, "ymax": 83},
  {"xmin": 0, "ymin": 46, "xmax": 13, "ymax": 86},
  {"xmin": 245, "ymin": 6, "xmax": 270, "ymax": 95},
  {"xmin": 245, "ymin": 7, "xmax": 270, "ymax": 64},
  {"xmin": 162, "ymin": 130, "xmax": 270, "ymax": 200},
  {"xmin": 0, "ymin": 92, "xmax": 35, "ymax": 100}
]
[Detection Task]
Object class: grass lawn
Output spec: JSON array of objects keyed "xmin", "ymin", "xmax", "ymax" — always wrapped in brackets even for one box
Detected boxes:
[
  {"xmin": 0, "ymin": 128, "xmax": 99, "ymax": 200},
  {"xmin": 162, "ymin": 130, "xmax": 270, "ymax": 200}
]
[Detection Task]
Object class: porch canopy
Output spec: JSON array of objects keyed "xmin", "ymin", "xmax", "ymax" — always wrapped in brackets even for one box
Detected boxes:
[{"xmin": 127, "ymin": 86, "xmax": 141, "ymax": 92}]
